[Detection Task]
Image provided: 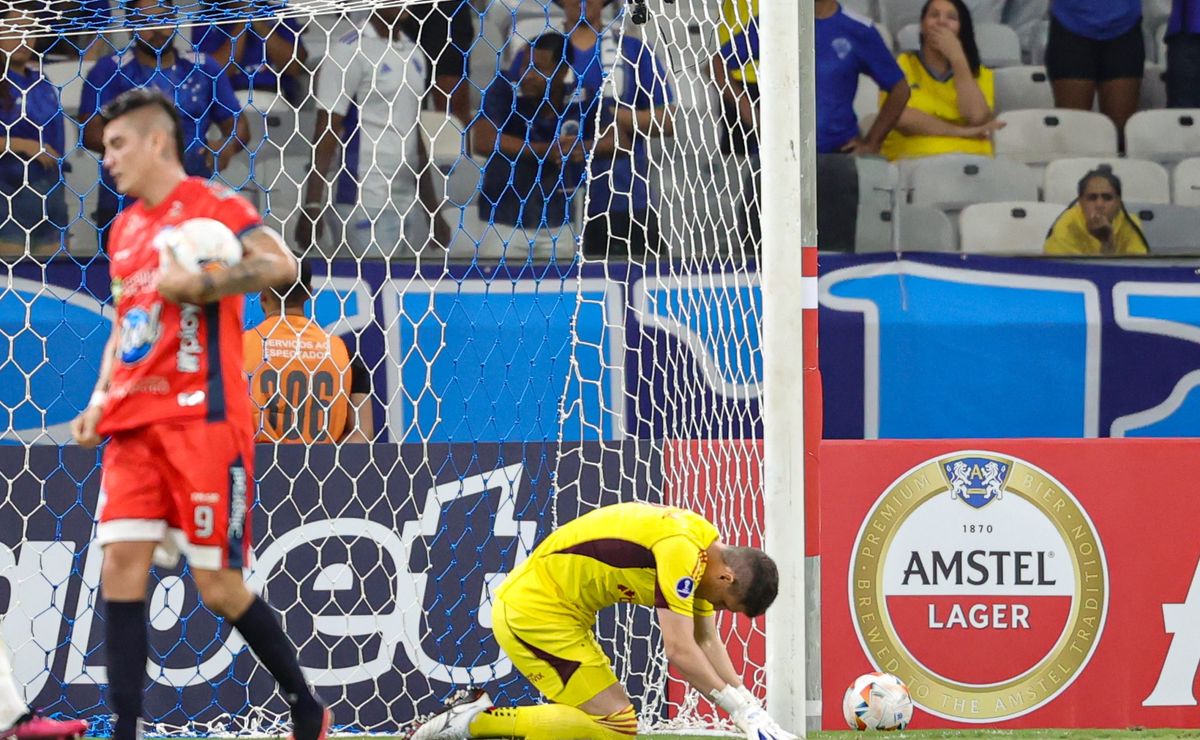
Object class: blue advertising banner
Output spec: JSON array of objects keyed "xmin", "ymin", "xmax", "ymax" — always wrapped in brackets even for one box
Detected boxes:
[
  {"xmin": 3, "ymin": 254, "xmax": 1198, "ymax": 442},
  {"xmin": 0, "ymin": 442, "xmax": 663, "ymax": 732}
]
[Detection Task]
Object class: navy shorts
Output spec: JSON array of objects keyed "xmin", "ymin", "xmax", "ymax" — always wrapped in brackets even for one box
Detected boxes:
[{"xmin": 1045, "ymin": 14, "xmax": 1145, "ymax": 82}]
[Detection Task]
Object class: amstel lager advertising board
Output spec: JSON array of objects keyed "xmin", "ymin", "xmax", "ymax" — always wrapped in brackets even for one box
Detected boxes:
[{"xmin": 822, "ymin": 439, "xmax": 1200, "ymax": 729}]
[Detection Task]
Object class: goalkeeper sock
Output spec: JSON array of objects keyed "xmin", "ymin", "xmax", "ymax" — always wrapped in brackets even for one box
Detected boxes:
[
  {"xmin": 231, "ymin": 596, "xmax": 322, "ymax": 721},
  {"xmin": 105, "ymin": 600, "xmax": 148, "ymax": 740},
  {"xmin": 467, "ymin": 703, "xmax": 636, "ymax": 739},
  {"xmin": 0, "ymin": 637, "xmax": 28, "ymax": 731}
]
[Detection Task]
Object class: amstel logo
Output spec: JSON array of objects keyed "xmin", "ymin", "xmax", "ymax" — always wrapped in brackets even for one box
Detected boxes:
[{"xmin": 849, "ymin": 451, "xmax": 1108, "ymax": 722}]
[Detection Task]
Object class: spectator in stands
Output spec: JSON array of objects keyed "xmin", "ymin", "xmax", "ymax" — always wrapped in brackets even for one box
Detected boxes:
[
  {"xmin": 711, "ymin": 0, "xmax": 760, "ymax": 251},
  {"xmin": 559, "ymin": 0, "xmax": 674, "ymax": 258},
  {"xmin": 297, "ymin": 5, "xmax": 452, "ymax": 259},
  {"xmin": 80, "ymin": 0, "xmax": 246, "ymax": 240},
  {"xmin": 472, "ymin": 31, "xmax": 584, "ymax": 263},
  {"xmin": 880, "ymin": 0, "xmax": 1002, "ymax": 161},
  {"xmin": 1166, "ymin": 0, "xmax": 1200, "ymax": 107},
  {"xmin": 244, "ymin": 260, "xmax": 374, "ymax": 444},
  {"xmin": 814, "ymin": 0, "xmax": 909, "ymax": 155},
  {"xmin": 1044, "ymin": 169, "xmax": 1148, "ymax": 256},
  {"xmin": 1045, "ymin": 0, "xmax": 1143, "ymax": 147},
  {"xmin": 712, "ymin": 0, "xmax": 889, "ymax": 252},
  {"xmin": 192, "ymin": 7, "xmax": 308, "ymax": 106},
  {"xmin": 400, "ymin": 1, "xmax": 476, "ymax": 125},
  {"xmin": 713, "ymin": 0, "xmax": 758, "ymax": 158},
  {"xmin": 0, "ymin": 3, "xmax": 67, "ymax": 259},
  {"xmin": 35, "ymin": 0, "xmax": 115, "ymax": 60}
]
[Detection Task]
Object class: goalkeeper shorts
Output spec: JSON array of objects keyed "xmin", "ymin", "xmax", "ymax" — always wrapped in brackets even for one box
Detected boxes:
[{"xmin": 491, "ymin": 595, "xmax": 621, "ymax": 708}]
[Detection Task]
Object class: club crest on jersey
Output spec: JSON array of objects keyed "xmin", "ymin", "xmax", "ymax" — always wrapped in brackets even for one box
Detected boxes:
[
  {"xmin": 119, "ymin": 304, "xmax": 162, "ymax": 364},
  {"xmin": 942, "ymin": 456, "xmax": 1010, "ymax": 509},
  {"xmin": 675, "ymin": 576, "xmax": 695, "ymax": 599}
]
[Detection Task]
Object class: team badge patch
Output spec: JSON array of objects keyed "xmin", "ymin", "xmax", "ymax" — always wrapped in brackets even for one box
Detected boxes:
[
  {"xmin": 119, "ymin": 304, "xmax": 162, "ymax": 364},
  {"xmin": 675, "ymin": 576, "xmax": 695, "ymax": 599},
  {"xmin": 942, "ymin": 456, "xmax": 1010, "ymax": 509}
]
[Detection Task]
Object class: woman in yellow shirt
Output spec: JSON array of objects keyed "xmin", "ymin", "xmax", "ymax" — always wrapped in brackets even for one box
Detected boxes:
[
  {"xmin": 1044, "ymin": 169, "xmax": 1149, "ymax": 256},
  {"xmin": 881, "ymin": 0, "xmax": 1005, "ymax": 160}
]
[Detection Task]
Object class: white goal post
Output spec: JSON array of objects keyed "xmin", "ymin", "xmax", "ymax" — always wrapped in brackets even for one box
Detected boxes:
[{"xmin": 760, "ymin": 0, "xmax": 816, "ymax": 734}]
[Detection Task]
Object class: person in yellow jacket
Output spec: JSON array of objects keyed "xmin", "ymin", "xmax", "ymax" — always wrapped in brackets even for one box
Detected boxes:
[
  {"xmin": 1044, "ymin": 169, "xmax": 1150, "ymax": 256},
  {"xmin": 880, "ymin": 0, "xmax": 1004, "ymax": 160}
]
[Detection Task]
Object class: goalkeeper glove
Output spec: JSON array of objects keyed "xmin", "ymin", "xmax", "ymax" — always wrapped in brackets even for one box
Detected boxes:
[{"xmin": 710, "ymin": 685, "xmax": 798, "ymax": 740}]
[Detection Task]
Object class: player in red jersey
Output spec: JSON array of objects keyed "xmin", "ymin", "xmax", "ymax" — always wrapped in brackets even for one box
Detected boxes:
[{"xmin": 69, "ymin": 88, "xmax": 328, "ymax": 740}]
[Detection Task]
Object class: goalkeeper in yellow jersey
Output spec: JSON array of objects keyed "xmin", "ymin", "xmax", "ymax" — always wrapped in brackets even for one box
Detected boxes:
[{"xmin": 409, "ymin": 502, "xmax": 797, "ymax": 740}]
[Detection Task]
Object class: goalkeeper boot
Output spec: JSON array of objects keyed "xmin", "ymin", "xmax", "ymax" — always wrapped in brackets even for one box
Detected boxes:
[
  {"xmin": 408, "ymin": 689, "xmax": 491, "ymax": 740},
  {"xmin": 2, "ymin": 713, "xmax": 87, "ymax": 740}
]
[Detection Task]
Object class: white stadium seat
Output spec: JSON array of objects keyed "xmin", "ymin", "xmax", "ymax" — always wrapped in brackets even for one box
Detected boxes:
[
  {"xmin": 959, "ymin": 201, "xmax": 1063, "ymax": 254},
  {"xmin": 1125, "ymin": 109, "xmax": 1200, "ymax": 163},
  {"xmin": 1042, "ymin": 158, "xmax": 1171, "ymax": 205},
  {"xmin": 909, "ymin": 154, "xmax": 1040, "ymax": 212},
  {"xmin": 856, "ymin": 156, "xmax": 901, "ymax": 214},
  {"xmin": 41, "ymin": 59, "xmax": 92, "ymax": 118},
  {"xmin": 994, "ymin": 109, "xmax": 1119, "ymax": 165},
  {"xmin": 976, "ymin": 23, "xmax": 1023, "ymax": 67},
  {"xmin": 879, "ymin": 0, "xmax": 925, "ymax": 36},
  {"xmin": 841, "ymin": 0, "xmax": 877, "ymax": 19},
  {"xmin": 856, "ymin": 204, "xmax": 957, "ymax": 253},
  {"xmin": 1125, "ymin": 202, "xmax": 1200, "ymax": 254},
  {"xmin": 896, "ymin": 24, "xmax": 919, "ymax": 52},
  {"xmin": 993, "ymin": 65, "xmax": 1054, "ymax": 113},
  {"xmin": 1173, "ymin": 157, "xmax": 1200, "ymax": 207}
]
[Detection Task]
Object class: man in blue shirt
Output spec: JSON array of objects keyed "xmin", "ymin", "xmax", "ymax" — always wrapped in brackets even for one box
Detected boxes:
[
  {"xmin": 0, "ymin": 7, "xmax": 67, "ymax": 258},
  {"xmin": 715, "ymin": 1, "xmax": 909, "ymax": 251},
  {"xmin": 472, "ymin": 32, "xmax": 585, "ymax": 264},
  {"xmin": 80, "ymin": 0, "xmax": 245, "ymax": 239},
  {"xmin": 813, "ymin": 0, "xmax": 909, "ymax": 155},
  {"xmin": 192, "ymin": 11, "xmax": 308, "ymax": 105},
  {"xmin": 1167, "ymin": 0, "xmax": 1200, "ymax": 107},
  {"xmin": 720, "ymin": 1, "xmax": 909, "ymax": 155},
  {"xmin": 558, "ymin": 0, "xmax": 675, "ymax": 259}
]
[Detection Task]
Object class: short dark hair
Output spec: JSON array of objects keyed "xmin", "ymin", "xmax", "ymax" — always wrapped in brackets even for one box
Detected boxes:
[
  {"xmin": 99, "ymin": 88, "xmax": 186, "ymax": 164},
  {"xmin": 920, "ymin": 0, "xmax": 982, "ymax": 76},
  {"xmin": 529, "ymin": 31, "xmax": 568, "ymax": 63},
  {"xmin": 275, "ymin": 258, "xmax": 313, "ymax": 308},
  {"xmin": 1078, "ymin": 167, "xmax": 1123, "ymax": 199},
  {"xmin": 726, "ymin": 547, "xmax": 779, "ymax": 618}
]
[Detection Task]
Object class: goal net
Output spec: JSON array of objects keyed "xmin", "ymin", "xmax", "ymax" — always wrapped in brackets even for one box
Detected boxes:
[{"xmin": 0, "ymin": 0, "xmax": 779, "ymax": 735}]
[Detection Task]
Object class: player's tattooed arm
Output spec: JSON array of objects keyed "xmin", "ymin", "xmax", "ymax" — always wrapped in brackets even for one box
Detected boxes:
[
  {"xmin": 158, "ymin": 226, "xmax": 298, "ymax": 305},
  {"xmin": 200, "ymin": 226, "xmax": 298, "ymax": 301}
]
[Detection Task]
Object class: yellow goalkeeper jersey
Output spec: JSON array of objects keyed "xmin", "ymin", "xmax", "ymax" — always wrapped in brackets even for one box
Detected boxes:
[{"xmin": 495, "ymin": 502, "xmax": 720, "ymax": 623}]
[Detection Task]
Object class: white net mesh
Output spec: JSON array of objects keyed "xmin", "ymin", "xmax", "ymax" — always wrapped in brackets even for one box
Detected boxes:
[{"xmin": 0, "ymin": 0, "xmax": 770, "ymax": 735}]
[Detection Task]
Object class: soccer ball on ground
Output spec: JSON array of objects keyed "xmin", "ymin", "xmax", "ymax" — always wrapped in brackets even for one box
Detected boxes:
[
  {"xmin": 842, "ymin": 672, "xmax": 913, "ymax": 731},
  {"xmin": 155, "ymin": 218, "xmax": 243, "ymax": 273}
]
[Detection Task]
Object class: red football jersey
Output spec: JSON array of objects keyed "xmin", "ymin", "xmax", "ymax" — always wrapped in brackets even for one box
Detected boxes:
[{"xmin": 97, "ymin": 178, "xmax": 262, "ymax": 435}]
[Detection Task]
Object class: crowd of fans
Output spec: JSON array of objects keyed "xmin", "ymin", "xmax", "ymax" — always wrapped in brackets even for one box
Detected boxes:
[{"xmin": 0, "ymin": 0, "xmax": 1198, "ymax": 260}]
